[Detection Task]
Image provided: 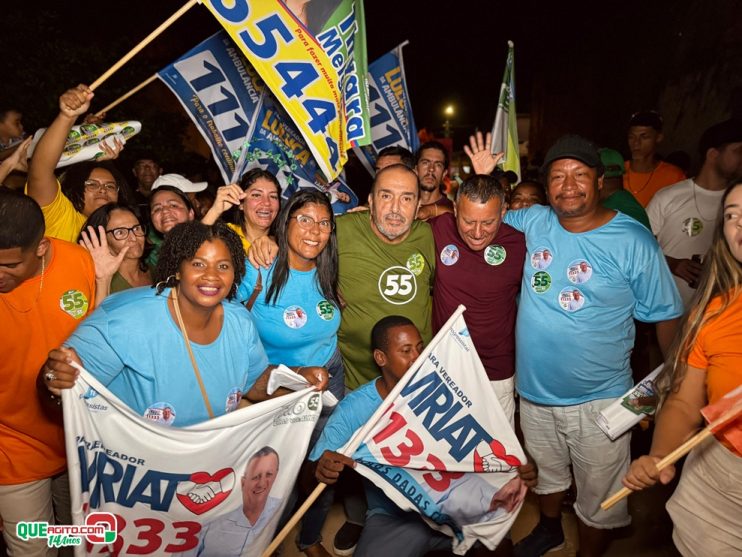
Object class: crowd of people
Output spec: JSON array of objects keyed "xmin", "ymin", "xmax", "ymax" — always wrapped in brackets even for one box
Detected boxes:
[{"xmin": 1, "ymin": 80, "xmax": 741, "ymax": 557}]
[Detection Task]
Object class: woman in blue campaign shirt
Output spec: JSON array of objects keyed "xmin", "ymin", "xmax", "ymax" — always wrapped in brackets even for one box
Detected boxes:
[
  {"xmin": 239, "ymin": 189, "xmax": 342, "ymax": 403},
  {"xmin": 41, "ymin": 221, "xmax": 328, "ymax": 427}
]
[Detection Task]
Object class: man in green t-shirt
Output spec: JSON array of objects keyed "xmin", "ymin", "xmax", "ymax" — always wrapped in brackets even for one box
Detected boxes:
[{"xmin": 337, "ymin": 164, "xmax": 435, "ymax": 390}]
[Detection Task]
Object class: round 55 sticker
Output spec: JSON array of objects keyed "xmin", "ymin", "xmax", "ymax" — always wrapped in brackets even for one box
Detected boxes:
[{"xmin": 378, "ymin": 266, "xmax": 418, "ymax": 305}]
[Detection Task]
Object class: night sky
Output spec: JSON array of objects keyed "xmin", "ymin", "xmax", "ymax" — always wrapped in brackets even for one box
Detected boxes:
[{"xmin": 4, "ymin": 0, "xmax": 740, "ymax": 170}]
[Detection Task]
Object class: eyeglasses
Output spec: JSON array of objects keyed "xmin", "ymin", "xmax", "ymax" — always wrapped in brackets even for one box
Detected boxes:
[
  {"xmin": 418, "ymin": 159, "xmax": 446, "ymax": 171},
  {"xmin": 106, "ymin": 224, "xmax": 146, "ymax": 240},
  {"xmin": 291, "ymin": 214, "xmax": 334, "ymax": 231},
  {"xmin": 84, "ymin": 179, "xmax": 119, "ymax": 193}
]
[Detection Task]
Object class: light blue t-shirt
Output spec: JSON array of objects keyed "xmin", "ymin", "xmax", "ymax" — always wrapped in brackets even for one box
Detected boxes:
[
  {"xmin": 309, "ymin": 379, "xmax": 401, "ymax": 518},
  {"xmin": 505, "ymin": 206, "xmax": 683, "ymax": 405},
  {"xmin": 67, "ymin": 287, "xmax": 269, "ymax": 426},
  {"xmin": 237, "ymin": 261, "xmax": 340, "ymax": 367}
]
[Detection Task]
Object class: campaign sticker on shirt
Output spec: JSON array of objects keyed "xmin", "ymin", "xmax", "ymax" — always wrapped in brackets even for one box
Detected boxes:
[
  {"xmin": 559, "ymin": 287, "xmax": 586, "ymax": 312},
  {"xmin": 378, "ymin": 265, "xmax": 418, "ymax": 305},
  {"xmin": 531, "ymin": 271, "xmax": 552, "ymax": 294},
  {"xmin": 283, "ymin": 305, "xmax": 308, "ymax": 329},
  {"xmin": 531, "ymin": 247, "xmax": 554, "ymax": 270},
  {"xmin": 59, "ymin": 289, "xmax": 89, "ymax": 319},
  {"xmin": 681, "ymin": 217, "xmax": 703, "ymax": 237},
  {"xmin": 567, "ymin": 259, "xmax": 593, "ymax": 284},
  {"xmin": 144, "ymin": 402, "xmax": 176, "ymax": 426},
  {"xmin": 316, "ymin": 300, "xmax": 335, "ymax": 321},
  {"xmin": 484, "ymin": 245, "xmax": 506, "ymax": 266},
  {"xmin": 406, "ymin": 252, "xmax": 425, "ymax": 276},
  {"xmin": 440, "ymin": 244, "xmax": 460, "ymax": 266},
  {"xmin": 225, "ymin": 387, "xmax": 242, "ymax": 413}
]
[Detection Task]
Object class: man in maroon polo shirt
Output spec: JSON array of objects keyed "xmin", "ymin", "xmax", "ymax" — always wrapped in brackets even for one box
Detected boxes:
[{"xmin": 430, "ymin": 173, "xmax": 526, "ymax": 425}]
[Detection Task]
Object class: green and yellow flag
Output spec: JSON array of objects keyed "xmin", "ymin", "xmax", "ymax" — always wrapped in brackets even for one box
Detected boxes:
[{"xmin": 490, "ymin": 41, "xmax": 520, "ymax": 180}]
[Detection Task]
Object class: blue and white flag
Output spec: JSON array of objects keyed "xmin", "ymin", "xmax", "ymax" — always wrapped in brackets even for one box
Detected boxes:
[
  {"xmin": 354, "ymin": 42, "xmax": 419, "ymax": 176},
  {"xmin": 64, "ymin": 369, "xmax": 320, "ymax": 556},
  {"xmin": 344, "ymin": 307, "xmax": 527, "ymax": 554}
]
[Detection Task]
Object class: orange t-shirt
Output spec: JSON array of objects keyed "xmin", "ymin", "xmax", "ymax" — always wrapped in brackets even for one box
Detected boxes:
[
  {"xmin": 0, "ymin": 238, "xmax": 95, "ymax": 484},
  {"xmin": 623, "ymin": 160, "xmax": 685, "ymax": 207},
  {"xmin": 688, "ymin": 293, "xmax": 742, "ymax": 456}
]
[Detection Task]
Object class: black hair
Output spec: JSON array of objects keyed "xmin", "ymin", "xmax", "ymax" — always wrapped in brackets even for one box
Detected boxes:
[
  {"xmin": 512, "ymin": 180, "xmax": 548, "ymax": 204},
  {"xmin": 266, "ymin": 189, "xmax": 339, "ymax": 306},
  {"xmin": 225, "ymin": 168, "xmax": 282, "ymax": 231},
  {"xmin": 153, "ymin": 221, "xmax": 245, "ymax": 300},
  {"xmin": 79, "ymin": 202, "xmax": 150, "ymax": 273},
  {"xmin": 415, "ymin": 141, "xmax": 449, "ymax": 169},
  {"xmin": 628, "ymin": 110, "xmax": 663, "ymax": 132},
  {"xmin": 60, "ymin": 161, "xmax": 132, "ymax": 214},
  {"xmin": 376, "ymin": 145, "xmax": 414, "ymax": 169},
  {"xmin": 149, "ymin": 186, "xmax": 195, "ymax": 236},
  {"xmin": 371, "ymin": 315, "xmax": 415, "ymax": 353},
  {"xmin": 455, "ymin": 174, "xmax": 506, "ymax": 206},
  {"xmin": 0, "ymin": 190, "xmax": 44, "ymax": 250}
]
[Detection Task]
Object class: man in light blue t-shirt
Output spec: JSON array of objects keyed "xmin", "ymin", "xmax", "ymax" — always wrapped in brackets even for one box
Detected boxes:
[{"xmin": 501, "ymin": 135, "xmax": 683, "ymax": 557}]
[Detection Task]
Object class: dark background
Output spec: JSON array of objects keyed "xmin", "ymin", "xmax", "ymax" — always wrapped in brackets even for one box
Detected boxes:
[{"xmin": 2, "ymin": 0, "xmax": 740, "ymax": 181}]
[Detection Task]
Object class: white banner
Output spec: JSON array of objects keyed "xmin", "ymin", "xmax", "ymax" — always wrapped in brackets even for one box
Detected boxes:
[
  {"xmin": 348, "ymin": 307, "xmax": 527, "ymax": 554},
  {"xmin": 63, "ymin": 369, "xmax": 320, "ymax": 556}
]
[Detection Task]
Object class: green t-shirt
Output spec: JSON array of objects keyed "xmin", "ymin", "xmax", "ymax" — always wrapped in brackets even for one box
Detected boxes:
[
  {"xmin": 337, "ymin": 212, "xmax": 435, "ymax": 390},
  {"xmin": 110, "ymin": 272, "xmax": 132, "ymax": 294},
  {"xmin": 602, "ymin": 190, "xmax": 651, "ymax": 230}
]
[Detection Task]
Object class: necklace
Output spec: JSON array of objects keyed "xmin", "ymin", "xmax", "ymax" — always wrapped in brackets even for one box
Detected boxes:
[
  {"xmin": 1, "ymin": 253, "xmax": 46, "ymax": 313},
  {"xmin": 627, "ymin": 163, "xmax": 657, "ymax": 195},
  {"xmin": 691, "ymin": 180, "xmax": 718, "ymax": 222}
]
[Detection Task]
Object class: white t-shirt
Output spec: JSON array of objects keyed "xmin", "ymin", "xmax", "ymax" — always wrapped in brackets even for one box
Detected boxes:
[{"xmin": 647, "ymin": 179, "xmax": 725, "ymax": 307}]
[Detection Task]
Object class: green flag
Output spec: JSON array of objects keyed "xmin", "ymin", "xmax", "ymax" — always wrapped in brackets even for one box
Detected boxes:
[{"xmin": 490, "ymin": 41, "xmax": 520, "ymax": 180}]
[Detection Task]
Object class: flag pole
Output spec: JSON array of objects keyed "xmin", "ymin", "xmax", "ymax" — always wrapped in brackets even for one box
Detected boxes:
[
  {"xmin": 95, "ymin": 75, "xmax": 157, "ymax": 117},
  {"xmin": 601, "ymin": 399, "xmax": 742, "ymax": 510},
  {"xmin": 261, "ymin": 483, "xmax": 328, "ymax": 557},
  {"xmin": 89, "ymin": 0, "xmax": 198, "ymax": 91}
]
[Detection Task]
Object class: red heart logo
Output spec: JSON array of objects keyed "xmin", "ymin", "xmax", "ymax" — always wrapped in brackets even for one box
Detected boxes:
[{"xmin": 177, "ymin": 468, "xmax": 235, "ymax": 515}]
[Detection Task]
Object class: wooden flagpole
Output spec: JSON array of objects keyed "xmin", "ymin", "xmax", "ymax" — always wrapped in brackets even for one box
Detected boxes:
[
  {"xmin": 89, "ymin": 0, "xmax": 198, "ymax": 91},
  {"xmin": 601, "ymin": 399, "xmax": 742, "ymax": 510},
  {"xmin": 95, "ymin": 74, "xmax": 157, "ymax": 117},
  {"xmin": 261, "ymin": 483, "xmax": 327, "ymax": 557}
]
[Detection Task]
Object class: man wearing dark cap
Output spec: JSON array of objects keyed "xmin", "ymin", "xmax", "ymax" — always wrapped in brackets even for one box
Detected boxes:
[
  {"xmin": 503, "ymin": 135, "xmax": 683, "ymax": 557},
  {"xmin": 624, "ymin": 111, "xmax": 685, "ymax": 207},
  {"xmin": 647, "ymin": 118, "xmax": 742, "ymax": 308},
  {"xmin": 599, "ymin": 147, "xmax": 650, "ymax": 229}
]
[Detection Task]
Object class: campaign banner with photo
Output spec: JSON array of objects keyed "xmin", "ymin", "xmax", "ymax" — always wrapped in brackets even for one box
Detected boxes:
[
  {"xmin": 346, "ymin": 307, "xmax": 527, "ymax": 554},
  {"xmin": 238, "ymin": 89, "xmax": 358, "ymax": 213},
  {"xmin": 201, "ymin": 0, "xmax": 370, "ymax": 181},
  {"xmin": 27, "ymin": 122, "xmax": 141, "ymax": 169},
  {"xmin": 158, "ymin": 31, "xmax": 266, "ymax": 184},
  {"xmin": 63, "ymin": 369, "xmax": 320, "ymax": 557},
  {"xmin": 354, "ymin": 42, "xmax": 419, "ymax": 176}
]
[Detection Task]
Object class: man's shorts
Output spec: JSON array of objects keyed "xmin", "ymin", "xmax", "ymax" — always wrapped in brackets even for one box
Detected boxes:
[{"xmin": 519, "ymin": 397, "xmax": 631, "ymax": 529}]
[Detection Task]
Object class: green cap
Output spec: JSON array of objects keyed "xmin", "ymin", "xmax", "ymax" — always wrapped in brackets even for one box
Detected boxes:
[{"xmin": 598, "ymin": 148, "xmax": 625, "ymax": 178}]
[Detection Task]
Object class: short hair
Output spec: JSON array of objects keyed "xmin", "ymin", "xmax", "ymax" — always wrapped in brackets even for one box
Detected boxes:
[
  {"xmin": 455, "ymin": 174, "xmax": 506, "ymax": 206},
  {"xmin": 628, "ymin": 110, "xmax": 663, "ymax": 132},
  {"xmin": 511, "ymin": 180, "xmax": 547, "ymax": 204},
  {"xmin": 153, "ymin": 221, "xmax": 245, "ymax": 300},
  {"xmin": 246, "ymin": 446, "xmax": 280, "ymax": 472},
  {"xmin": 60, "ymin": 161, "xmax": 132, "ymax": 214},
  {"xmin": 376, "ymin": 146, "xmax": 414, "ymax": 169},
  {"xmin": 371, "ymin": 163, "xmax": 419, "ymax": 195},
  {"xmin": 0, "ymin": 108, "xmax": 21, "ymax": 122},
  {"xmin": 131, "ymin": 150, "xmax": 161, "ymax": 166},
  {"xmin": 0, "ymin": 190, "xmax": 45, "ymax": 250},
  {"xmin": 371, "ymin": 315, "xmax": 415, "ymax": 353},
  {"xmin": 415, "ymin": 141, "xmax": 449, "ymax": 169}
]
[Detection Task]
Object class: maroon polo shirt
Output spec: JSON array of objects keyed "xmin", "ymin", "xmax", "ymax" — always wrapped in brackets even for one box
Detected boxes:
[{"xmin": 431, "ymin": 212, "xmax": 526, "ymax": 380}]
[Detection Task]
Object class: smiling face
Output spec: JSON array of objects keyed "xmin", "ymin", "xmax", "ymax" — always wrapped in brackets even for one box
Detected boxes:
[
  {"xmin": 455, "ymin": 195, "xmax": 506, "ymax": 252},
  {"xmin": 369, "ymin": 166, "xmax": 419, "ymax": 243},
  {"xmin": 176, "ymin": 239, "xmax": 234, "ymax": 311},
  {"xmin": 150, "ymin": 190, "xmax": 194, "ymax": 234},
  {"xmin": 723, "ymin": 183, "xmax": 742, "ymax": 263},
  {"xmin": 82, "ymin": 167, "xmax": 119, "ymax": 216},
  {"xmin": 242, "ymin": 453, "xmax": 279, "ymax": 513},
  {"xmin": 106, "ymin": 209, "xmax": 145, "ymax": 260},
  {"xmin": 286, "ymin": 202, "xmax": 332, "ymax": 271},
  {"xmin": 242, "ymin": 178, "xmax": 280, "ymax": 234},
  {"xmin": 547, "ymin": 158, "xmax": 602, "ymax": 219}
]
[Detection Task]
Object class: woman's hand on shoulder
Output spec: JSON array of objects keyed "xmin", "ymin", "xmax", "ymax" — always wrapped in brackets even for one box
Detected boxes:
[{"xmin": 247, "ymin": 235, "xmax": 278, "ymax": 269}]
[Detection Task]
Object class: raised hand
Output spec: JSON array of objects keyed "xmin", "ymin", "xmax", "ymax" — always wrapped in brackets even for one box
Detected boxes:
[{"xmin": 463, "ymin": 131, "xmax": 505, "ymax": 175}]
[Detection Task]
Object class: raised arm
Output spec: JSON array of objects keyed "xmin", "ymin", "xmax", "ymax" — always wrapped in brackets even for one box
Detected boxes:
[
  {"xmin": 463, "ymin": 131, "xmax": 505, "ymax": 176},
  {"xmin": 201, "ymin": 184, "xmax": 245, "ymax": 225},
  {"xmin": 27, "ymin": 84, "xmax": 93, "ymax": 207}
]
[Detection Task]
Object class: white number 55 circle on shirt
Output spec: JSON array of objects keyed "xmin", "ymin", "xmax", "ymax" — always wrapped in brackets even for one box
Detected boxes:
[{"xmin": 378, "ymin": 265, "xmax": 418, "ymax": 305}]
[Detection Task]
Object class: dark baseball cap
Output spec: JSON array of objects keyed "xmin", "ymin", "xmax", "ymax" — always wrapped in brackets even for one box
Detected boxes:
[
  {"xmin": 543, "ymin": 135, "xmax": 603, "ymax": 173},
  {"xmin": 699, "ymin": 118, "xmax": 742, "ymax": 158}
]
